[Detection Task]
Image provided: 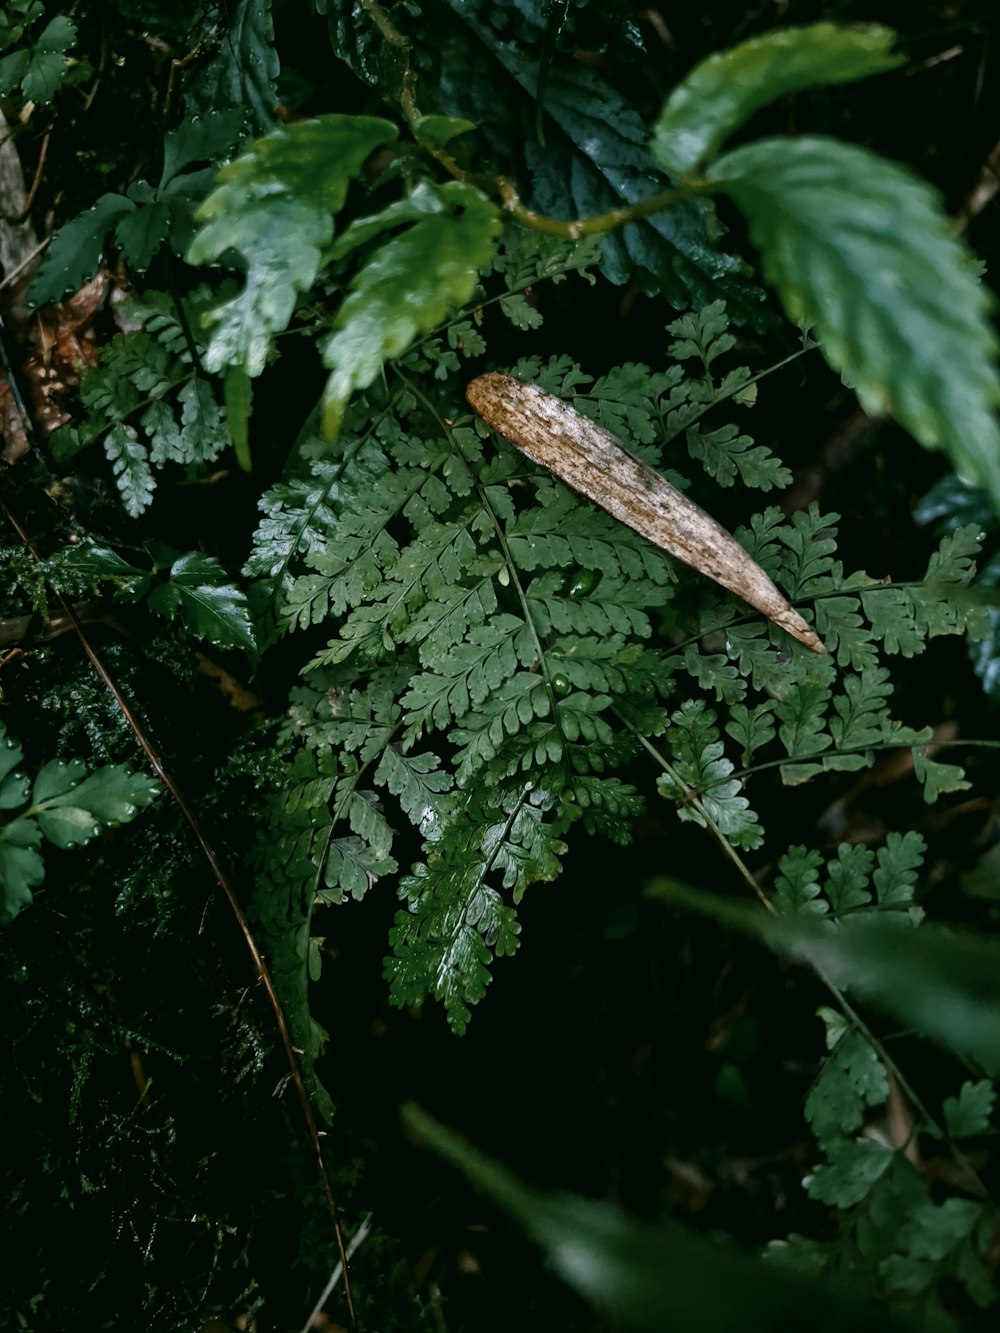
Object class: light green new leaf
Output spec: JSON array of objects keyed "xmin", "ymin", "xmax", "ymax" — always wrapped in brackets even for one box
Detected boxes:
[
  {"xmin": 403, "ymin": 1104, "xmax": 919, "ymax": 1333},
  {"xmin": 708, "ymin": 137, "xmax": 1000, "ymax": 511},
  {"xmin": 412, "ymin": 114, "xmax": 477, "ymax": 151},
  {"xmin": 653, "ymin": 23, "xmax": 901, "ymax": 178},
  {"xmin": 188, "ymin": 115, "xmax": 398, "ymax": 377},
  {"xmin": 320, "ymin": 181, "xmax": 500, "ymax": 436},
  {"xmin": 912, "ymin": 747, "xmax": 970, "ymax": 804}
]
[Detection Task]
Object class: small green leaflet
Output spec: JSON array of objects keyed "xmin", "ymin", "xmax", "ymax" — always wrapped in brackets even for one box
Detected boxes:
[
  {"xmin": 106, "ymin": 423, "xmax": 155, "ymax": 518},
  {"xmin": 880, "ymin": 1198, "xmax": 992, "ymax": 1306},
  {"xmin": 28, "ymin": 194, "xmax": 135, "ymax": 308},
  {"xmin": 652, "ymin": 23, "xmax": 901, "ymax": 178},
  {"xmin": 656, "ymin": 700, "xmax": 763, "ymax": 850},
  {"xmin": 412, "ymin": 114, "xmax": 477, "ymax": 150},
  {"xmin": 0, "ymin": 13, "xmax": 76, "ymax": 104},
  {"xmin": 805, "ymin": 1137, "xmax": 895, "ymax": 1209},
  {"xmin": 942, "ymin": 1079, "xmax": 996, "ymax": 1139},
  {"xmin": 321, "ymin": 180, "xmax": 500, "ymax": 436},
  {"xmin": 804, "ymin": 1015, "xmax": 889, "ymax": 1145},
  {"xmin": 146, "ymin": 549, "xmax": 257, "ymax": 653},
  {"xmin": 708, "ymin": 137, "xmax": 1000, "ymax": 513},
  {"xmin": 0, "ymin": 717, "xmax": 158, "ymax": 924},
  {"xmin": 189, "ymin": 114, "xmax": 399, "ymax": 378},
  {"xmin": 46, "ymin": 539, "xmax": 257, "ymax": 654}
]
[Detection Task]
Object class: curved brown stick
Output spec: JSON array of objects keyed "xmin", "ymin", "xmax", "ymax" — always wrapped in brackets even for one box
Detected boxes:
[{"xmin": 467, "ymin": 372, "xmax": 826, "ymax": 654}]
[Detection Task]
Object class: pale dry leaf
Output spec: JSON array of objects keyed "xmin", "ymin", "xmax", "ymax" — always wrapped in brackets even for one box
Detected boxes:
[{"xmin": 466, "ymin": 372, "xmax": 826, "ymax": 653}]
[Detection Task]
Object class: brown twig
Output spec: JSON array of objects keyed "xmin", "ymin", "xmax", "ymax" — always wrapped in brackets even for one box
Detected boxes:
[
  {"xmin": 0, "ymin": 496, "xmax": 357, "ymax": 1330},
  {"xmin": 953, "ymin": 135, "xmax": 1000, "ymax": 235},
  {"xmin": 4, "ymin": 129, "xmax": 51, "ymax": 223}
]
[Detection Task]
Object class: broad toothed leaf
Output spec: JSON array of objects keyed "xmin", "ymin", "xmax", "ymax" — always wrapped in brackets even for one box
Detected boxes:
[
  {"xmin": 710, "ymin": 137, "xmax": 1000, "ymax": 511},
  {"xmin": 189, "ymin": 115, "xmax": 399, "ymax": 377},
  {"xmin": 652, "ymin": 23, "xmax": 901, "ymax": 177}
]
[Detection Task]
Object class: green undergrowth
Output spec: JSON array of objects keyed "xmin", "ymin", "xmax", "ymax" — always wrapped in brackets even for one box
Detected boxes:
[{"xmin": 3, "ymin": 2, "xmax": 1000, "ymax": 1329}]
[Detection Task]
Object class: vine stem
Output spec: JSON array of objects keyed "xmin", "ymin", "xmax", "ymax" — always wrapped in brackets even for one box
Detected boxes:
[
  {"xmin": 358, "ymin": 0, "xmax": 697, "ymax": 238},
  {"xmin": 0, "ymin": 497, "xmax": 358, "ymax": 1330},
  {"xmin": 625, "ymin": 714, "xmax": 993, "ymax": 1202}
]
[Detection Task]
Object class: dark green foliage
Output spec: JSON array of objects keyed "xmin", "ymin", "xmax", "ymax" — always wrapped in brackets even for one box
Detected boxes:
[
  {"xmin": 5, "ymin": 4, "xmax": 1000, "ymax": 1329},
  {"xmin": 185, "ymin": 0, "xmax": 280, "ymax": 135},
  {"xmin": 46, "ymin": 288, "xmax": 235, "ymax": 513},
  {"xmin": 246, "ymin": 285, "xmax": 983, "ymax": 1053},
  {"xmin": 0, "ymin": 714, "xmax": 158, "ymax": 922},
  {"xmin": 46, "ymin": 538, "xmax": 257, "ymax": 652},
  {"xmin": 29, "ymin": 113, "xmax": 248, "ymax": 305},
  {"xmin": 0, "ymin": 2, "xmax": 75, "ymax": 103}
]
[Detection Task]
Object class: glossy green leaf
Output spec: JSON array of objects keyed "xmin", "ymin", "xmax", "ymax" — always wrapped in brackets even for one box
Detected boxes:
[
  {"xmin": 403, "ymin": 1103, "xmax": 919, "ymax": 1333},
  {"xmin": 320, "ymin": 181, "xmax": 500, "ymax": 436},
  {"xmin": 440, "ymin": 0, "xmax": 760, "ymax": 317},
  {"xmin": 35, "ymin": 762, "xmax": 158, "ymax": 830},
  {"xmin": 0, "ymin": 13, "xmax": 76, "ymax": 103},
  {"xmin": 0, "ymin": 724, "xmax": 25, "ymax": 789},
  {"xmin": 147, "ymin": 550, "xmax": 257, "ymax": 653},
  {"xmin": 652, "ymin": 24, "xmax": 901, "ymax": 178},
  {"xmin": 0, "ymin": 715, "xmax": 157, "ymax": 922},
  {"xmin": 709, "ymin": 137, "xmax": 1000, "ymax": 511},
  {"xmin": 114, "ymin": 200, "xmax": 171, "ymax": 274},
  {"xmin": 161, "ymin": 108, "xmax": 249, "ymax": 187},
  {"xmin": 188, "ymin": 114, "xmax": 398, "ymax": 377},
  {"xmin": 32, "ymin": 757, "xmax": 89, "ymax": 804},
  {"xmin": 185, "ymin": 0, "xmax": 279, "ymax": 135}
]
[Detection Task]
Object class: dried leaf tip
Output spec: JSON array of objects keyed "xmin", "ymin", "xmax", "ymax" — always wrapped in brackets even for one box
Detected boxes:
[{"xmin": 466, "ymin": 373, "xmax": 827, "ymax": 656}]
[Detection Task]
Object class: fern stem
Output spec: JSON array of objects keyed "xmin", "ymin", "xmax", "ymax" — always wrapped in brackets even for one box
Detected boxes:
[
  {"xmin": 162, "ymin": 250, "xmax": 205, "ymax": 378},
  {"xmin": 656, "ymin": 341, "xmax": 815, "ymax": 447},
  {"xmin": 621, "ymin": 716, "xmax": 773, "ymax": 912},
  {"xmin": 629, "ymin": 708, "xmax": 993, "ymax": 1202},
  {"xmin": 391, "ymin": 366, "xmax": 576, "ymax": 762},
  {"xmin": 730, "ymin": 735, "xmax": 1000, "ymax": 786}
]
